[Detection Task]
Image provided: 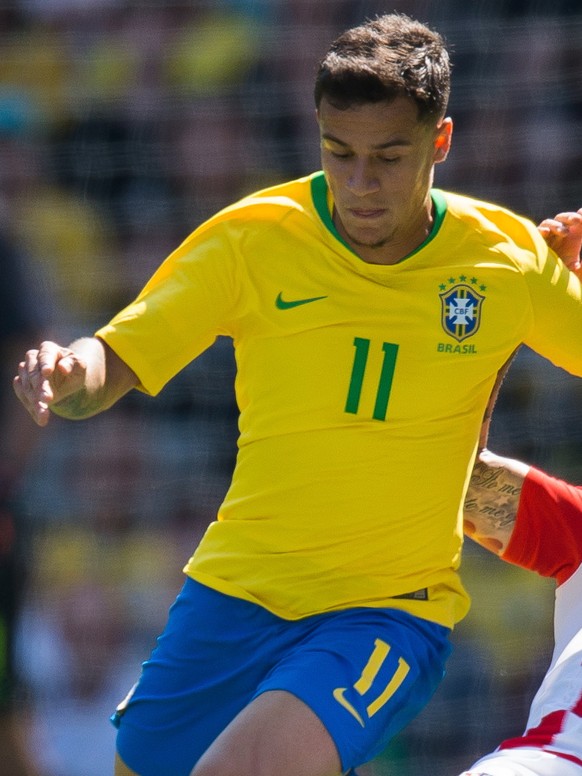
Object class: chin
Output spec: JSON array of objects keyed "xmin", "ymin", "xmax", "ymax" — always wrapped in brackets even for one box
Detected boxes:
[{"xmin": 346, "ymin": 230, "xmax": 390, "ymax": 250}]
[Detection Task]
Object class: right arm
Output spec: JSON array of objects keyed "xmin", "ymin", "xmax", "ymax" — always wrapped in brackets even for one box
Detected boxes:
[{"xmin": 13, "ymin": 337, "xmax": 138, "ymax": 427}]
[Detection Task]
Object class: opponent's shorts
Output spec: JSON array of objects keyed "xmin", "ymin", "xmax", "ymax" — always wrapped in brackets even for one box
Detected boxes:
[
  {"xmin": 113, "ymin": 577, "xmax": 451, "ymax": 776},
  {"xmin": 459, "ymin": 747, "xmax": 582, "ymax": 776}
]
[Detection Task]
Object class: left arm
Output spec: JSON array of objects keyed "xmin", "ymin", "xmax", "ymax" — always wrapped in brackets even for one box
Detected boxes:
[
  {"xmin": 464, "ymin": 209, "xmax": 582, "ymax": 554},
  {"xmin": 463, "ymin": 450, "xmax": 529, "ymax": 556},
  {"xmin": 479, "ymin": 209, "xmax": 582, "ymax": 449}
]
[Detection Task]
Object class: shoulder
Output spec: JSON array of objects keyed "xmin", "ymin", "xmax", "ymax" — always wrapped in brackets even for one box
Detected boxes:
[
  {"xmin": 437, "ymin": 190, "xmax": 547, "ymax": 267},
  {"xmin": 173, "ymin": 173, "xmax": 329, "ymax": 270},
  {"xmin": 201, "ymin": 173, "xmax": 322, "ymax": 232},
  {"xmin": 159, "ymin": 173, "xmax": 326, "ymax": 281}
]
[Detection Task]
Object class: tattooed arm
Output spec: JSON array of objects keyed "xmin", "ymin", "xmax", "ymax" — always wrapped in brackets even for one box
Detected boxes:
[
  {"xmin": 463, "ymin": 450, "xmax": 530, "ymax": 556},
  {"xmin": 463, "ymin": 346, "xmax": 523, "ymax": 555},
  {"xmin": 464, "ymin": 209, "xmax": 582, "ymax": 556}
]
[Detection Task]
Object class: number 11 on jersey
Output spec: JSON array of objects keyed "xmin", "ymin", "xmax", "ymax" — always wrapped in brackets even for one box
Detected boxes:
[{"xmin": 345, "ymin": 337, "xmax": 399, "ymax": 421}]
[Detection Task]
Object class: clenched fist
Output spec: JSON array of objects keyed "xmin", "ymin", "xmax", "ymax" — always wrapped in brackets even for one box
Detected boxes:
[{"xmin": 13, "ymin": 340, "xmax": 89, "ymax": 426}]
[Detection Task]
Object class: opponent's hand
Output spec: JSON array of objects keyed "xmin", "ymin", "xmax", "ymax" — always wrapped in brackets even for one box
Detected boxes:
[
  {"xmin": 538, "ymin": 208, "xmax": 582, "ymax": 276},
  {"xmin": 13, "ymin": 341, "xmax": 88, "ymax": 427}
]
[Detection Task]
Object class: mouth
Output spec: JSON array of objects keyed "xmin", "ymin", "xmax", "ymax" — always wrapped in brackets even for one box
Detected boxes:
[{"xmin": 348, "ymin": 208, "xmax": 386, "ymax": 220}]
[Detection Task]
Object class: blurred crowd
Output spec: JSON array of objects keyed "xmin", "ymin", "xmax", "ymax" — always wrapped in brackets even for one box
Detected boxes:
[{"xmin": 0, "ymin": 1, "xmax": 580, "ymax": 774}]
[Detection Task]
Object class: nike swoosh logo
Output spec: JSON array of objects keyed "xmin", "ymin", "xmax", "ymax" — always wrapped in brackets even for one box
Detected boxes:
[
  {"xmin": 332, "ymin": 688, "xmax": 365, "ymax": 727},
  {"xmin": 275, "ymin": 292, "xmax": 328, "ymax": 310}
]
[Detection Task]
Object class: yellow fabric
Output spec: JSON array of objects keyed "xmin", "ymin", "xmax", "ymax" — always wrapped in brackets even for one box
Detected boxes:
[{"xmin": 96, "ymin": 172, "xmax": 582, "ymax": 628}]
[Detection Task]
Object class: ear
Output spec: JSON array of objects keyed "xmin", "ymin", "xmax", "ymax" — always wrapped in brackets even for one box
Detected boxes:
[{"xmin": 433, "ymin": 117, "xmax": 453, "ymax": 163}]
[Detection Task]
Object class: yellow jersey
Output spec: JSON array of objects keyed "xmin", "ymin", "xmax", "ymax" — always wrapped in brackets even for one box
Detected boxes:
[{"xmin": 96, "ymin": 172, "xmax": 582, "ymax": 628}]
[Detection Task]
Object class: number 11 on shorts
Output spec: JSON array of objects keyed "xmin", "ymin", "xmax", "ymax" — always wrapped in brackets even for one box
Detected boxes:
[{"xmin": 333, "ymin": 638, "xmax": 410, "ymax": 727}]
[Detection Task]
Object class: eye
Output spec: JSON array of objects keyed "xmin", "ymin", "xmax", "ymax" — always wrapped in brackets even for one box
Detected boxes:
[
  {"xmin": 322, "ymin": 145, "xmax": 352, "ymax": 159},
  {"xmin": 321, "ymin": 140, "xmax": 352, "ymax": 159}
]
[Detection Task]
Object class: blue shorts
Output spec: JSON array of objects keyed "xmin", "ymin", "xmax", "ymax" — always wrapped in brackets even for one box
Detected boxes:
[{"xmin": 113, "ymin": 578, "xmax": 451, "ymax": 775}]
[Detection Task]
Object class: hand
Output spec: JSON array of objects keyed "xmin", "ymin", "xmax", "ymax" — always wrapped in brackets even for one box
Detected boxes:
[
  {"xmin": 538, "ymin": 208, "xmax": 582, "ymax": 276},
  {"xmin": 13, "ymin": 341, "xmax": 88, "ymax": 426}
]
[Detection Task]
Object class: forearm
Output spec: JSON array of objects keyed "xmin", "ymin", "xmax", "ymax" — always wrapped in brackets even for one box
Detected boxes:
[
  {"xmin": 50, "ymin": 337, "xmax": 137, "ymax": 420},
  {"xmin": 463, "ymin": 450, "xmax": 530, "ymax": 555}
]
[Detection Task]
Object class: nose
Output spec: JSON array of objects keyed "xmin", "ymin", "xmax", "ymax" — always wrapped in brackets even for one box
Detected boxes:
[{"xmin": 347, "ymin": 159, "xmax": 380, "ymax": 196}]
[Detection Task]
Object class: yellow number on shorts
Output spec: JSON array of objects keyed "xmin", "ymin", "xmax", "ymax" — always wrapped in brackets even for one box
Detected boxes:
[{"xmin": 333, "ymin": 638, "xmax": 410, "ymax": 727}]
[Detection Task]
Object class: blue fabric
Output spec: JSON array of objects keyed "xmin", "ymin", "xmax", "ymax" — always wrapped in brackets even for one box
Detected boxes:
[{"xmin": 114, "ymin": 578, "xmax": 451, "ymax": 775}]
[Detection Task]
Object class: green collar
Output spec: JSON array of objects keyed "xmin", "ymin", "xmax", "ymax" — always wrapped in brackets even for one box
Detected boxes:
[{"xmin": 310, "ymin": 170, "xmax": 446, "ymax": 261}]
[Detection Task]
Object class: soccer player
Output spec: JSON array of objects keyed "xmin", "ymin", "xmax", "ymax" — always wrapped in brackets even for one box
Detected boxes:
[
  {"xmin": 460, "ymin": 449, "xmax": 582, "ymax": 776},
  {"xmin": 12, "ymin": 13, "xmax": 582, "ymax": 776}
]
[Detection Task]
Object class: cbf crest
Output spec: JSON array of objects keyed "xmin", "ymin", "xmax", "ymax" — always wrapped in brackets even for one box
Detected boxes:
[{"xmin": 439, "ymin": 278, "xmax": 485, "ymax": 342}]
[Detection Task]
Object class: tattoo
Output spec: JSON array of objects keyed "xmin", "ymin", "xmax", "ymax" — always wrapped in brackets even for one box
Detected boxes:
[
  {"xmin": 463, "ymin": 461, "xmax": 522, "ymax": 554},
  {"xmin": 51, "ymin": 387, "xmax": 109, "ymax": 420}
]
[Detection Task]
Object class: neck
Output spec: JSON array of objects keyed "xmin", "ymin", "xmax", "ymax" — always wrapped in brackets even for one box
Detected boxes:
[{"xmin": 333, "ymin": 198, "xmax": 435, "ymax": 266}]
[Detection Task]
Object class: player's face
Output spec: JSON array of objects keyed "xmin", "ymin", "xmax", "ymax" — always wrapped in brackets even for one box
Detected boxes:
[{"xmin": 317, "ymin": 96, "xmax": 452, "ymax": 265}]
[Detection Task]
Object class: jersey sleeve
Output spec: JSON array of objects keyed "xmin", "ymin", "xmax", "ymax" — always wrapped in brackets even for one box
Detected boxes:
[
  {"xmin": 522, "ymin": 226, "xmax": 582, "ymax": 377},
  {"xmin": 95, "ymin": 222, "xmax": 241, "ymax": 396},
  {"xmin": 502, "ymin": 466, "xmax": 582, "ymax": 585}
]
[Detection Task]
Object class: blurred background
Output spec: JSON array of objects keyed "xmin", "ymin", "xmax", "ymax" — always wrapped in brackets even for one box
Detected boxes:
[{"xmin": 0, "ymin": 1, "xmax": 581, "ymax": 774}]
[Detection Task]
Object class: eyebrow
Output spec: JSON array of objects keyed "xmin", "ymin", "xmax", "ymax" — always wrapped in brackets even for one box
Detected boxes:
[{"xmin": 321, "ymin": 132, "xmax": 413, "ymax": 150}]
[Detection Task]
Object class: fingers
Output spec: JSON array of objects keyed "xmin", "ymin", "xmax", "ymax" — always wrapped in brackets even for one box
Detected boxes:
[
  {"xmin": 14, "ymin": 357, "xmax": 49, "ymax": 427},
  {"xmin": 538, "ymin": 210, "xmax": 582, "ymax": 233},
  {"xmin": 538, "ymin": 209, "xmax": 582, "ymax": 274},
  {"xmin": 13, "ymin": 341, "xmax": 81, "ymax": 426},
  {"xmin": 551, "ymin": 211, "xmax": 582, "ymax": 224},
  {"xmin": 538, "ymin": 213, "xmax": 582, "ymax": 236},
  {"xmin": 554, "ymin": 210, "xmax": 582, "ymax": 225},
  {"xmin": 538, "ymin": 218, "xmax": 567, "ymax": 237},
  {"xmin": 14, "ymin": 343, "xmax": 54, "ymax": 426}
]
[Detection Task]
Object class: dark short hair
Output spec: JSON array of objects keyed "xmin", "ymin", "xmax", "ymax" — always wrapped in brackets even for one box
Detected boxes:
[{"xmin": 314, "ymin": 13, "xmax": 451, "ymax": 123}]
